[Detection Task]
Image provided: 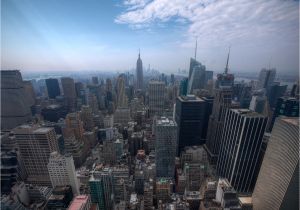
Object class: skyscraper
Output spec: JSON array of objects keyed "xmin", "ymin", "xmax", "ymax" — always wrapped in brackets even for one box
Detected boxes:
[
  {"xmin": 258, "ymin": 68, "xmax": 276, "ymax": 89},
  {"xmin": 47, "ymin": 152, "xmax": 80, "ymax": 195},
  {"xmin": 13, "ymin": 125, "xmax": 59, "ymax": 186},
  {"xmin": 89, "ymin": 176, "xmax": 105, "ymax": 210},
  {"xmin": 46, "ymin": 78, "xmax": 61, "ymax": 99},
  {"xmin": 187, "ymin": 58, "xmax": 206, "ymax": 94},
  {"xmin": 179, "ymin": 78, "xmax": 188, "ymax": 96},
  {"xmin": 155, "ymin": 117, "xmax": 177, "ymax": 178},
  {"xmin": 253, "ymin": 117, "xmax": 299, "ymax": 210},
  {"xmin": 1, "ymin": 70, "xmax": 32, "ymax": 130},
  {"xmin": 116, "ymin": 75, "xmax": 128, "ymax": 108},
  {"xmin": 136, "ymin": 50, "xmax": 143, "ymax": 90},
  {"xmin": 267, "ymin": 84, "xmax": 287, "ymax": 108},
  {"xmin": 148, "ymin": 81, "xmax": 165, "ymax": 116},
  {"xmin": 61, "ymin": 77, "xmax": 77, "ymax": 111},
  {"xmin": 217, "ymin": 109, "xmax": 267, "ymax": 193},
  {"xmin": 205, "ymin": 88, "xmax": 233, "ymax": 164},
  {"xmin": 175, "ymin": 95, "xmax": 207, "ymax": 154},
  {"xmin": 205, "ymin": 49, "xmax": 234, "ymax": 164}
]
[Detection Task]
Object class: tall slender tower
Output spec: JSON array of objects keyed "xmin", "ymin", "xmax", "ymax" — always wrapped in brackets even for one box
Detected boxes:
[{"xmin": 136, "ymin": 50, "xmax": 144, "ymax": 90}]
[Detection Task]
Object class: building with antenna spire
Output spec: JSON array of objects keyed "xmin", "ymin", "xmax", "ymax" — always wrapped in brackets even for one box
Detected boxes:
[
  {"xmin": 215, "ymin": 47, "xmax": 235, "ymax": 88},
  {"xmin": 136, "ymin": 49, "xmax": 144, "ymax": 90}
]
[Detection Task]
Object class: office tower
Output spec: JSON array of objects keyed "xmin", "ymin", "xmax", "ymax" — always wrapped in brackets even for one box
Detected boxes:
[
  {"xmin": 201, "ymin": 96, "xmax": 214, "ymax": 139},
  {"xmin": 41, "ymin": 104, "xmax": 68, "ymax": 122},
  {"xmin": 47, "ymin": 186, "xmax": 74, "ymax": 210},
  {"xmin": 129, "ymin": 132, "xmax": 143, "ymax": 156},
  {"xmin": 92, "ymin": 76, "xmax": 99, "ymax": 85},
  {"xmin": 13, "ymin": 125, "xmax": 59, "ymax": 186},
  {"xmin": 267, "ymin": 84, "xmax": 287, "ymax": 108},
  {"xmin": 102, "ymin": 140, "xmax": 117, "ymax": 165},
  {"xmin": 88, "ymin": 93, "xmax": 99, "ymax": 113},
  {"xmin": 136, "ymin": 50, "xmax": 144, "ymax": 90},
  {"xmin": 75, "ymin": 82, "xmax": 84, "ymax": 98},
  {"xmin": 68, "ymin": 195, "xmax": 91, "ymax": 210},
  {"xmin": 175, "ymin": 95, "xmax": 207, "ymax": 154},
  {"xmin": 23, "ymin": 80, "xmax": 36, "ymax": 106},
  {"xmin": 135, "ymin": 170, "xmax": 145, "ymax": 195},
  {"xmin": 116, "ymin": 75, "xmax": 128, "ymax": 108},
  {"xmin": 187, "ymin": 58, "xmax": 206, "ymax": 94},
  {"xmin": 112, "ymin": 165, "xmax": 130, "ymax": 203},
  {"xmin": 253, "ymin": 117, "xmax": 299, "ymax": 210},
  {"xmin": 215, "ymin": 178, "xmax": 241, "ymax": 209},
  {"xmin": 258, "ymin": 68, "xmax": 276, "ymax": 89},
  {"xmin": 155, "ymin": 117, "xmax": 177, "ymax": 178},
  {"xmin": 290, "ymin": 81, "xmax": 299, "ymax": 98},
  {"xmin": 249, "ymin": 91, "xmax": 267, "ymax": 114},
  {"xmin": 80, "ymin": 105, "xmax": 95, "ymax": 131},
  {"xmin": 205, "ymin": 88, "xmax": 232, "ymax": 164},
  {"xmin": 46, "ymin": 78, "xmax": 61, "ymax": 99},
  {"xmin": 65, "ymin": 112, "xmax": 84, "ymax": 141},
  {"xmin": 144, "ymin": 182, "xmax": 154, "ymax": 209},
  {"xmin": 47, "ymin": 152, "xmax": 80, "ymax": 195},
  {"xmin": 217, "ymin": 109, "xmax": 267, "ymax": 193},
  {"xmin": 270, "ymin": 96, "xmax": 299, "ymax": 130},
  {"xmin": 184, "ymin": 163, "xmax": 205, "ymax": 191},
  {"xmin": 1, "ymin": 70, "xmax": 32, "ymax": 130},
  {"xmin": 61, "ymin": 77, "xmax": 77, "ymax": 111},
  {"xmin": 93, "ymin": 168, "xmax": 115, "ymax": 210},
  {"xmin": 148, "ymin": 81, "xmax": 165, "ymax": 116},
  {"xmin": 89, "ymin": 176, "xmax": 105, "ymax": 210},
  {"xmin": 179, "ymin": 78, "xmax": 188, "ymax": 96},
  {"xmin": 215, "ymin": 48, "xmax": 234, "ymax": 89},
  {"xmin": 156, "ymin": 178, "xmax": 173, "ymax": 203},
  {"xmin": 204, "ymin": 70, "xmax": 213, "ymax": 84},
  {"xmin": 114, "ymin": 108, "xmax": 131, "ymax": 126},
  {"xmin": 233, "ymin": 83, "xmax": 252, "ymax": 108}
]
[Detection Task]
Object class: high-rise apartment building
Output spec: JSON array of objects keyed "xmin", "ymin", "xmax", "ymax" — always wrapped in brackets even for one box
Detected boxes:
[
  {"xmin": 61, "ymin": 77, "xmax": 77, "ymax": 111},
  {"xmin": 175, "ymin": 95, "xmax": 207, "ymax": 154},
  {"xmin": 253, "ymin": 117, "xmax": 299, "ymax": 210},
  {"xmin": 136, "ymin": 51, "xmax": 143, "ymax": 90},
  {"xmin": 47, "ymin": 152, "xmax": 80, "ymax": 195},
  {"xmin": 155, "ymin": 117, "xmax": 177, "ymax": 178},
  {"xmin": 46, "ymin": 78, "xmax": 61, "ymax": 99},
  {"xmin": 148, "ymin": 81, "xmax": 165, "ymax": 116},
  {"xmin": 1, "ymin": 70, "xmax": 32, "ymax": 129},
  {"xmin": 217, "ymin": 109, "xmax": 267, "ymax": 193},
  {"xmin": 258, "ymin": 68, "xmax": 276, "ymax": 89},
  {"xmin": 13, "ymin": 125, "xmax": 59, "ymax": 186}
]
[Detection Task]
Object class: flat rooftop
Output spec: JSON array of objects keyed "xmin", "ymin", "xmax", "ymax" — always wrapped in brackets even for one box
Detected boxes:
[
  {"xmin": 68, "ymin": 195, "xmax": 89, "ymax": 210},
  {"xmin": 178, "ymin": 95, "xmax": 204, "ymax": 102},
  {"xmin": 281, "ymin": 117, "xmax": 299, "ymax": 126}
]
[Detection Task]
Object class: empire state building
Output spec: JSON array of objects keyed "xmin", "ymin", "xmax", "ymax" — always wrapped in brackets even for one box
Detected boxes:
[{"xmin": 136, "ymin": 51, "xmax": 143, "ymax": 90}]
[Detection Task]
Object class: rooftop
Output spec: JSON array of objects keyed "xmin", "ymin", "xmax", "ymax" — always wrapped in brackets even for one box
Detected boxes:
[
  {"xmin": 178, "ymin": 95, "xmax": 204, "ymax": 102},
  {"xmin": 281, "ymin": 117, "xmax": 299, "ymax": 126},
  {"xmin": 68, "ymin": 195, "xmax": 89, "ymax": 210}
]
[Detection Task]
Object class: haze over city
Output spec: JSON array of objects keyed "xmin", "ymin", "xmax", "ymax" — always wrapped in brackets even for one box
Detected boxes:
[{"xmin": 1, "ymin": 0, "xmax": 299, "ymax": 74}]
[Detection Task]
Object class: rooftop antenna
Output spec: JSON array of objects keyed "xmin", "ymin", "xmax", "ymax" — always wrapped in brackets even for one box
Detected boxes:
[
  {"xmin": 194, "ymin": 36, "xmax": 198, "ymax": 60},
  {"xmin": 138, "ymin": 48, "xmax": 140, "ymax": 58},
  {"xmin": 268, "ymin": 56, "xmax": 272, "ymax": 69},
  {"xmin": 225, "ymin": 46, "xmax": 231, "ymax": 74}
]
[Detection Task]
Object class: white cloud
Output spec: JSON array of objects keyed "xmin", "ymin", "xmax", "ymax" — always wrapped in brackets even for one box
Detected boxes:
[{"xmin": 115, "ymin": 0, "xmax": 299, "ymax": 47}]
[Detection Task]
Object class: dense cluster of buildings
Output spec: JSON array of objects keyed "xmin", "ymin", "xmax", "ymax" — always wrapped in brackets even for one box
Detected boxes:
[{"xmin": 1, "ymin": 50, "xmax": 299, "ymax": 210}]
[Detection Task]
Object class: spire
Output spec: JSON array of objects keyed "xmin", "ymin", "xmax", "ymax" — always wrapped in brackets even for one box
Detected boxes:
[
  {"xmin": 138, "ymin": 48, "xmax": 140, "ymax": 58},
  {"xmin": 194, "ymin": 37, "xmax": 198, "ymax": 60},
  {"xmin": 225, "ymin": 46, "xmax": 231, "ymax": 74}
]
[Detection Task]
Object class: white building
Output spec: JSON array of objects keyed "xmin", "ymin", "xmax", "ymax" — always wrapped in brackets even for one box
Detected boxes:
[{"xmin": 47, "ymin": 152, "xmax": 80, "ymax": 195}]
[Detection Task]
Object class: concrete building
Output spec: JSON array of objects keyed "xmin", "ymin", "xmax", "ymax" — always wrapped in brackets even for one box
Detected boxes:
[
  {"xmin": 253, "ymin": 117, "xmax": 299, "ymax": 210},
  {"xmin": 13, "ymin": 125, "xmax": 59, "ymax": 186},
  {"xmin": 156, "ymin": 178, "xmax": 173, "ymax": 204},
  {"xmin": 1, "ymin": 70, "xmax": 32, "ymax": 129},
  {"xmin": 155, "ymin": 117, "xmax": 177, "ymax": 178},
  {"xmin": 149, "ymin": 81, "xmax": 165, "ymax": 116},
  {"xmin": 47, "ymin": 152, "xmax": 80, "ymax": 195},
  {"xmin": 215, "ymin": 178, "xmax": 241, "ymax": 209},
  {"xmin": 217, "ymin": 109, "xmax": 267, "ymax": 193},
  {"xmin": 80, "ymin": 105, "xmax": 95, "ymax": 131}
]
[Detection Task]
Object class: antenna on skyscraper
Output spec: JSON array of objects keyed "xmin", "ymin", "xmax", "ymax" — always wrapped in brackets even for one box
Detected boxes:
[
  {"xmin": 225, "ymin": 46, "xmax": 231, "ymax": 74},
  {"xmin": 194, "ymin": 36, "xmax": 198, "ymax": 60},
  {"xmin": 138, "ymin": 48, "xmax": 140, "ymax": 58},
  {"xmin": 268, "ymin": 56, "xmax": 272, "ymax": 69}
]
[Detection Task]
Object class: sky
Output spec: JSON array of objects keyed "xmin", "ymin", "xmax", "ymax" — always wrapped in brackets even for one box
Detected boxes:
[{"xmin": 1, "ymin": 0, "xmax": 299, "ymax": 74}]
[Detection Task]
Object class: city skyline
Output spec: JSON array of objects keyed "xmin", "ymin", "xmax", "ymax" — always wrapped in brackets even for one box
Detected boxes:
[{"xmin": 1, "ymin": 0, "xmax": 299, "ymax": 74}]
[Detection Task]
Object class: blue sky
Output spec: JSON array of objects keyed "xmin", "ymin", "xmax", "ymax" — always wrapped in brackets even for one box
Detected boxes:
[{"xmin": 1, "ymin": 0, "xmax": 299, "ymax": 74}]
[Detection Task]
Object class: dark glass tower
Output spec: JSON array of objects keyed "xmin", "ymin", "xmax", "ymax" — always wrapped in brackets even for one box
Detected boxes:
[
  {"xmin": 175, "ymin": 95, "xmax": 206, "ymax": 154},
  {"xmin": 46, "ymin": 78, "xmax": 61, "ymax": 99}
]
